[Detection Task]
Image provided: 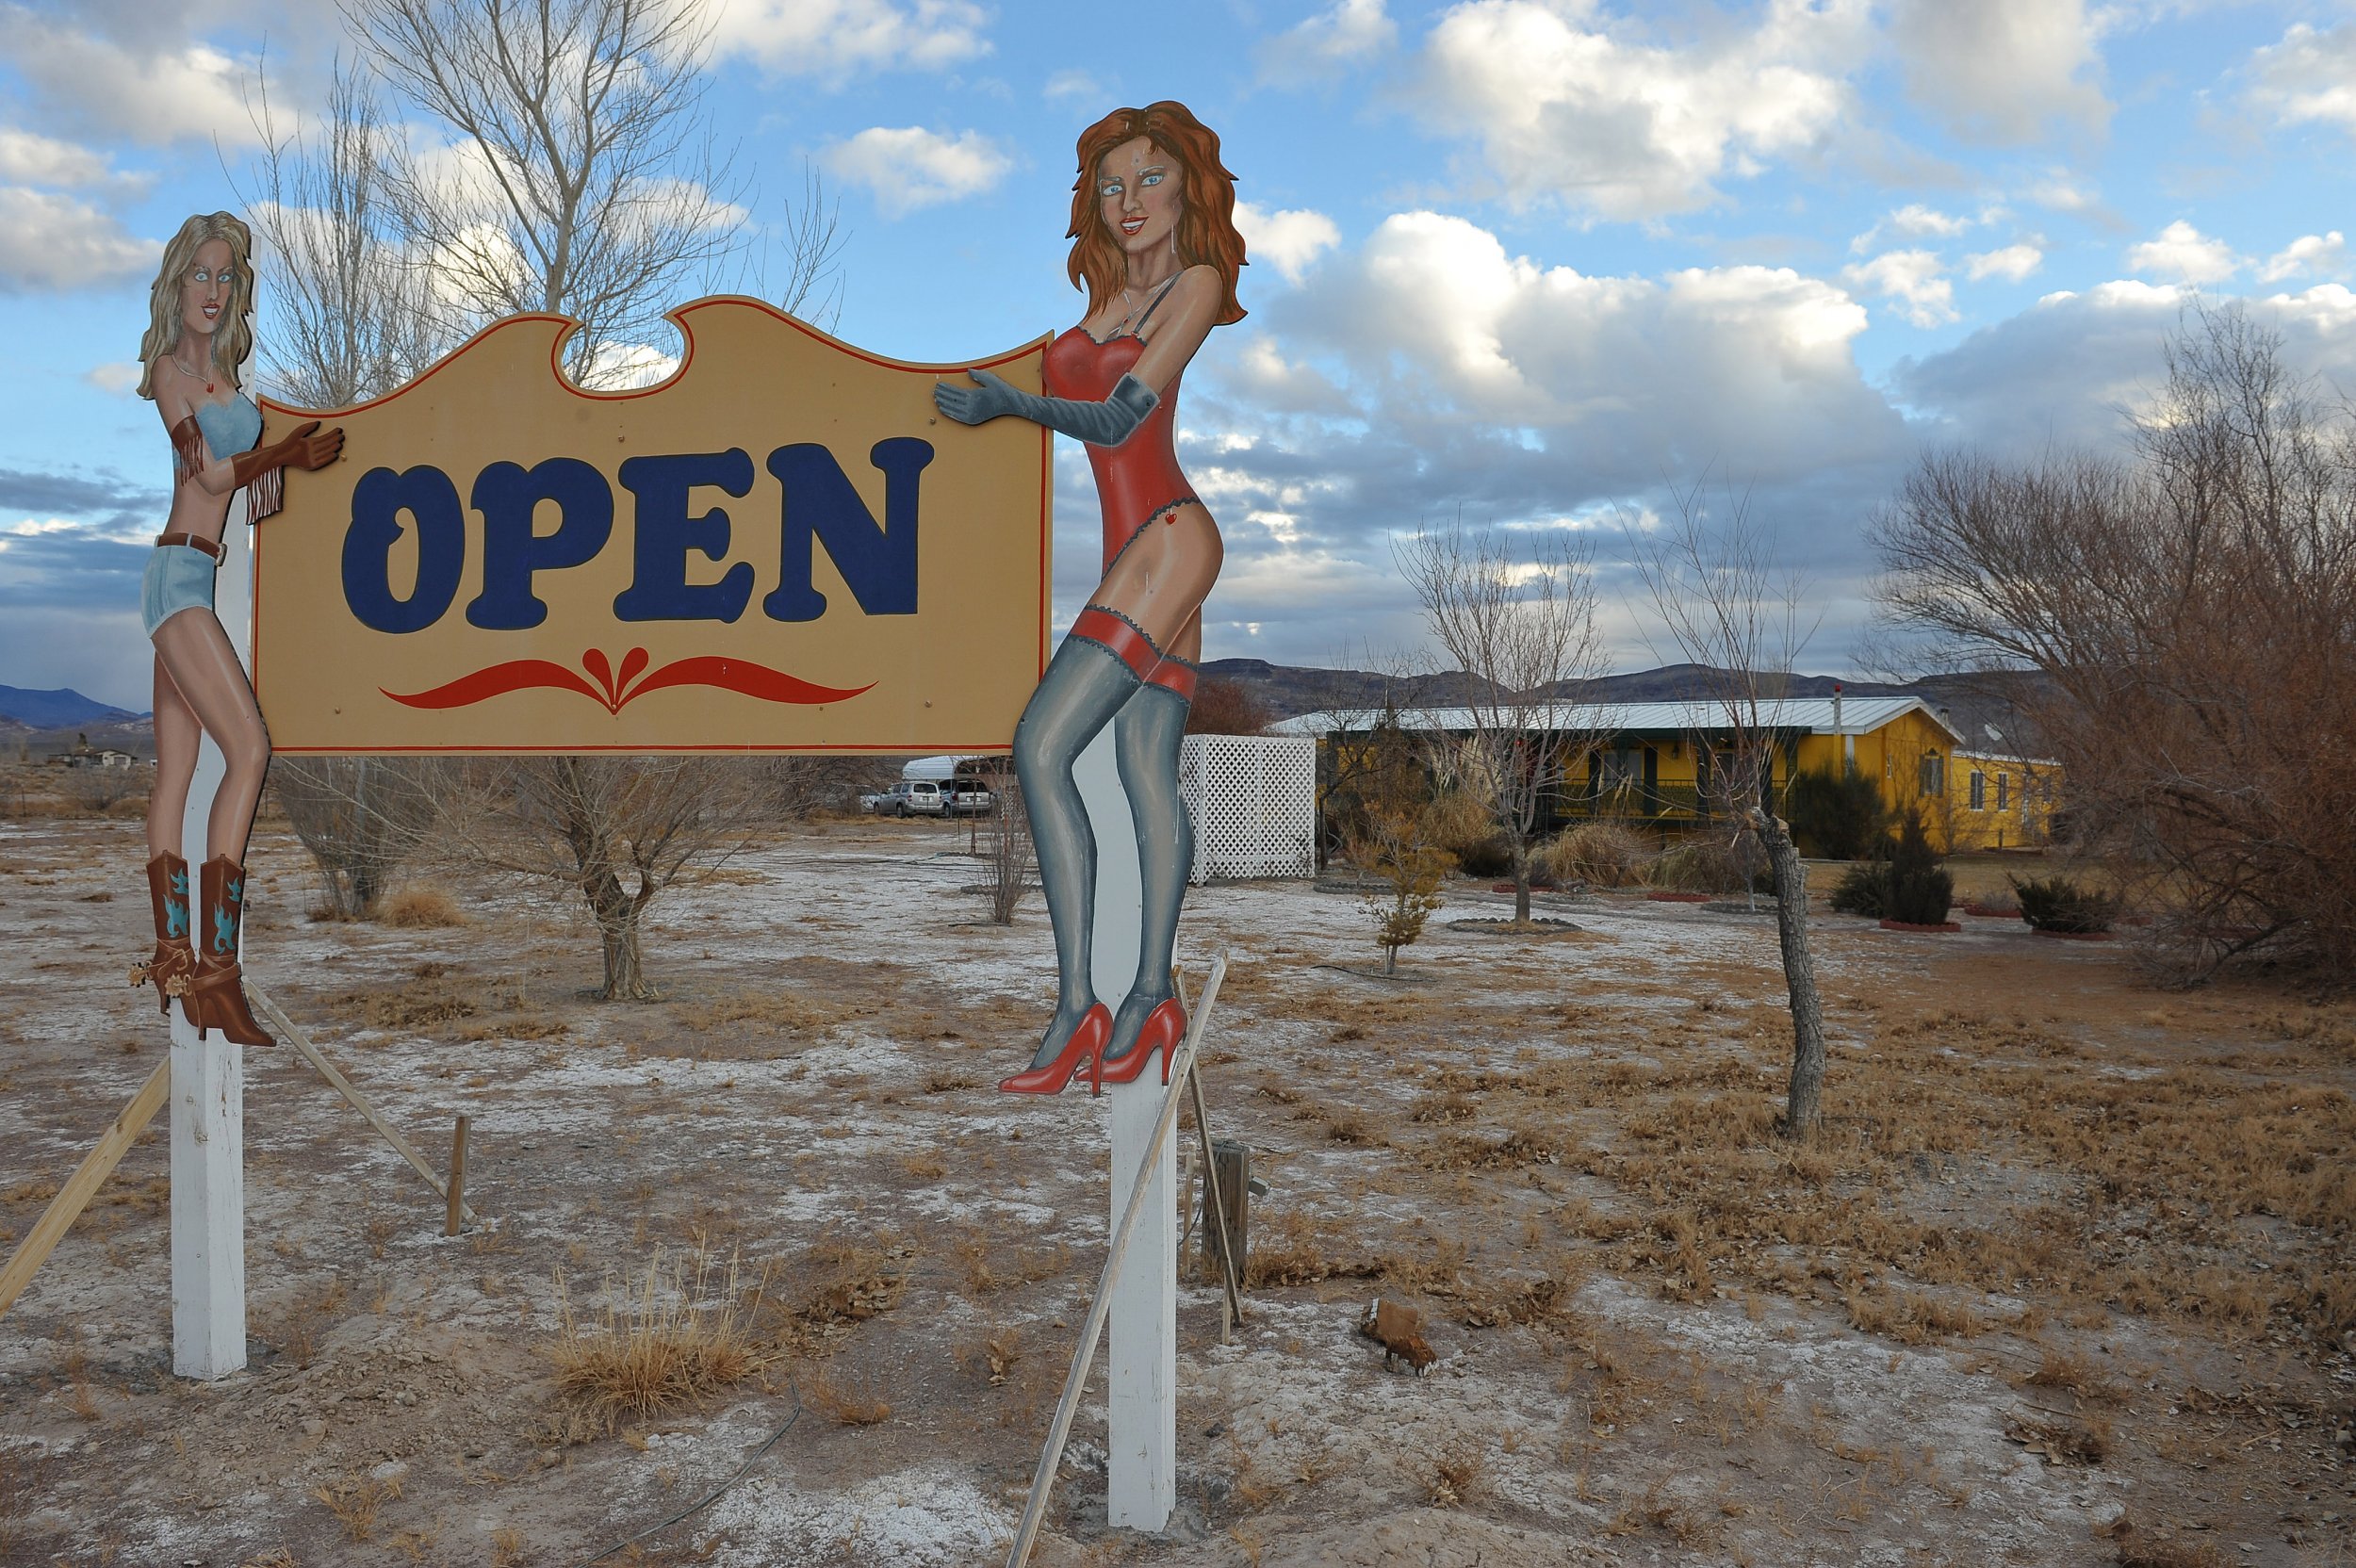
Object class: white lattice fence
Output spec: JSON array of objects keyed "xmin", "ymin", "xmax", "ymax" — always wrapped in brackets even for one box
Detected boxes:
[{"xmin": 1179, "ymin": 735, "xmax": 1317, "ymax": 884}]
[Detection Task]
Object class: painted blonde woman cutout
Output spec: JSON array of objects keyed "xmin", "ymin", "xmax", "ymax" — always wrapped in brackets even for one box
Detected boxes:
[
  {"xmin": 935, "ymin": 102, "xmax": 1246, "ymax": 1094},
  {"xmin": 131, "ymin": 212, "xmax": 344, "ymax": 1045}
]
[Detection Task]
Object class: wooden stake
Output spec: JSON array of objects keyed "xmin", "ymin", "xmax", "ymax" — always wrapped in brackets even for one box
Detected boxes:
[
  {"xmin": 1175, "ymin": 973, "xmax": 1244, "ymax": 1339},
  {"xmin": 444, "ymin": 1115, "xmax": 470, "ymax": 1238},
  {"xmin": 0, "ymin": 1062, "xmax": 169, "ymax": 1320},
  {"xmin": 1006, "ymin": 956, "xmax": 1226, "ymax": 1568},
  {"xmin": 248, "ymin": 986, "xmax": 478, "ymax": 1224}
]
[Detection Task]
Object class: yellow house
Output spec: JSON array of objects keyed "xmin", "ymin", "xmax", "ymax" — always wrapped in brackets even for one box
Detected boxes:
[{"xmin": 1275, "ymin": 695, "xmax": 2060, "ymax": 854}]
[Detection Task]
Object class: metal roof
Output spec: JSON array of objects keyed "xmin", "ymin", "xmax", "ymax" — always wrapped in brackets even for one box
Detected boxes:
[{"xmin": 1267, "ymin": 695, "xmax": 1965, "ymax": 743}]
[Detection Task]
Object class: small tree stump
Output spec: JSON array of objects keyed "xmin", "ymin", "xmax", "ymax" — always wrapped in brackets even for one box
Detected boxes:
[{"xmin": 1200, "ymin": 1139, "xmax": 1249, "ymax": 1283}]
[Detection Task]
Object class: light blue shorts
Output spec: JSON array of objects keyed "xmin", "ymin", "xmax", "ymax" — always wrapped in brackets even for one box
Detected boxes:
[{"xmin": 141, "ymin": 544, "xmax": 218, "ymax": 637}]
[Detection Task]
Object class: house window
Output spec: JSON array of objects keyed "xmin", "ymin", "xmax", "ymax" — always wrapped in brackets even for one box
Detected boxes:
[
  {"xmin": 1969, "ymin": 771, "xmax": 1986, "ymax": 810},
  {"xmin": 1919, "ymin": 753, "xmax": 1945, "ymax": 797},
  {"xmin": 1996, "ymin": 774, "xmax": 2009, "ymax": 812},
  {"xmin": 1599, "ymin": 747, "xmax": 1643, "ymax": 791}
]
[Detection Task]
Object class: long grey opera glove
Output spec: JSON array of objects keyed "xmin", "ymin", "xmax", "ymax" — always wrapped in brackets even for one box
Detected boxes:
[
  {"xmin": 1010, "ymin": 632, "xmax": 1145, "ymax": 1066},
  {"xmin": 933, "ymin": 368, "xmax": 1158, "ymax": 447},
  {"xmin": 1106, "ymin": 678, "xmax": 1192, "ymax": 1064}
]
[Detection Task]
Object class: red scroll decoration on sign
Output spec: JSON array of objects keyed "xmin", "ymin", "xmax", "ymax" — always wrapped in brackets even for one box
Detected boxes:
[{"xmin": 383, "ymin": 647, "xmax": 873, "ymax": 716}]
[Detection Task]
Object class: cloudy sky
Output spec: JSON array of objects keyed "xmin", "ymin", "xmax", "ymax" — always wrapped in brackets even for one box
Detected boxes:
[{"xmin": 3, "ymin": 0, "xmax": 2353, "ymax": 711}]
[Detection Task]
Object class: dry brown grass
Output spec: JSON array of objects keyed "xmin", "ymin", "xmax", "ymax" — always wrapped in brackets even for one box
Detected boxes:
[
  {"xmin": 263, "ymin": 1276, "xmax": 350, "ymax": 1370},
  {"xmin": 1424, "ymin": 1441, "xmax": 1486, "ymax": 1508},
  {"xmin": 314, "ymin": 1472, "xmax": 402, "ymax": 1541},
  {"xmin": 676, "ymin": 991, "xmax": 849, "ymax": 1035},
  {"xmin": 799, "ymin": 1365, "xmax": 892, "ymax": 1425},
  {"xmin": 549, "ymin": 1250, "xmax": 769, "ymax": 1435},
  {"xmin": 381, "ymin": 885, "xmax": 466, "ymax": 927}
]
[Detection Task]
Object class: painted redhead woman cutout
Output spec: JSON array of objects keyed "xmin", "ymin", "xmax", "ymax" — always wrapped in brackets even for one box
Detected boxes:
[
  {"xmin": 934, "ymin": 102, "xmax": 1245, "ymax": 1095},
  {"xmin": 130, "ymin": 213, "xmax": 345, "ymax": 1046}
]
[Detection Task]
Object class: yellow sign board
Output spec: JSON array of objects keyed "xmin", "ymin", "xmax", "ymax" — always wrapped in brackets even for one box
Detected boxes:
[{"xmin": 253, "ymin": 298, "xmax": 1049, "ymax": 755}]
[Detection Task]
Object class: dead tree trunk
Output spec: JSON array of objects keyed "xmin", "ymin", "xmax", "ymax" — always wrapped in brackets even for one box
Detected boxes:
[{"xmin": 1753, "ymin": 807, "xmax": 1825, "ymax": 1137}]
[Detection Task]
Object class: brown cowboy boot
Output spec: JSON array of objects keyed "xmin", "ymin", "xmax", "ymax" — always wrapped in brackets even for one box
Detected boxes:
[
  {"xmin": 186, "ymin": 855, "xmax": 274, "ymax": 1047},
  {"xmin": 128, "ymin": 852, "xmax": 195, "ymax": 1013}
]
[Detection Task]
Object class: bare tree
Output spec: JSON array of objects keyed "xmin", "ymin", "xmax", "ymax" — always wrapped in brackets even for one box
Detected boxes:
[
  {"xmin": 978, "ymin": 773, "xmax": 1032, "ymax": 925},
  {"xmin": 440, "ymin": 756, "xmax": 765, "ymax": 999},
  {"xmin": 328, "ymin": 0, "xmax": 854, "ymax": 988},
  {"xmin": 237, "ymin": 63, "xmax": 457, "ymax": 918},
  {"xmin": 1396, "ymin": 520, "xmax": 1607, "ymax": 924},
  {"xmin": 345, "ymin": 0, "xmax": 744, "ymax": 385},
  {"xmin": 237, "ymin": 61, "xmax": 454, "ymax": 409},
  {"xmin": 1873, "ymin": 304, "xmax": 2356, "ymax": 979},
  {"xmin": 1625, "ymin": 484, "xmax": 1831, "ymax": 1137},
  {"xmin": 272, "ymin": 759, "xmax": 442, "ymax": 919}
]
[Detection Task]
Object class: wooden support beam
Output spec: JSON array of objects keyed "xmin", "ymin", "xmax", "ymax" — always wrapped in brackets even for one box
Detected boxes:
[
  {"xmin": 444, "ymin": 1116, "xmax": 470, "ymax": 1238},
  {"xmin": 0, "ymin": 1062, "xmax": 169, "ymax": 1320},
  {"xmin": 248, "ymin": 986, "xmax": 478, "ymax": 1225},
  {"xmin": 1006, "ymin": 956, "xmax": 1227, "ymax": 1568}
]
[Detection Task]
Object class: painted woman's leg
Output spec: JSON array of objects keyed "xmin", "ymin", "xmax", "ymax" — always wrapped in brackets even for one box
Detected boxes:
[
  {"xmin": 151, "ymin": 609, "xmax": 270, "ymax": 864},
  {"xmin": 1010, "ymin": 622, "xmax": 1149, "ymax": 1070},
  {"xmin": 1104, "ymin": 657, "xmax": 1195, "ymax": 1068},
  {"xmin": 147, "ymin": 651, "xmax": 199, "ymax": 860}
]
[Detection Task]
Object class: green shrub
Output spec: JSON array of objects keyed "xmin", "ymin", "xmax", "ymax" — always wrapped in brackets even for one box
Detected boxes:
[
  {"xmin": 2008, "ymin": 874, "xmax": 2118, "ymax": 934},
  {"xmin": 1828, "ymin": 860, "xmax": 1888, "ymax": 917},
  {"xmin": 1885, "ymin": 807, "xmax": 1953, "ymax": 925},
  {"xmin": 1783, "ymin": 763, "xmax": 1889, "ymax": 859}
]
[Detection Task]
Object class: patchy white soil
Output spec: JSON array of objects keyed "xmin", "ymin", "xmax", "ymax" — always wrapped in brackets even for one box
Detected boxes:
[{"xmin": 0, "ymin": 813, "xmax": 2350, "ymax": 1567}]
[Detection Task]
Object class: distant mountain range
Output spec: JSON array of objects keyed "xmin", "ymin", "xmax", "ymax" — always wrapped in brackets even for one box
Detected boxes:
[
  {"xmin": 1197, "ymin": 659, "xmax": 2054, "ymax": 753},
  {"xmin": 0, "ymin": 685, "xmax": 146, "ymax": 730}
]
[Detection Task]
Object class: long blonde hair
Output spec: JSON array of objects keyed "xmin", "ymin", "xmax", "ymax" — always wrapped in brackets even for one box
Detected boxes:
[{"xmin": 137, "ymin": 212, "xmax": 255, "ymax": 400}]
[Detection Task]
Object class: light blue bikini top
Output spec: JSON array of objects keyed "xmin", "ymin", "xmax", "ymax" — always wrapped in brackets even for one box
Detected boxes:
[{"xmin": 192, "ymin": 395, "xmax": 263, "ymax": 461}]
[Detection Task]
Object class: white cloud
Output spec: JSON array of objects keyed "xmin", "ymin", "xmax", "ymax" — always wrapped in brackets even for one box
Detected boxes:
[
  {"xmin": 2245, "ymin": 22, "xmax": 2356, "ymax": 136},
  {"xmin": 1849, "ymin": 202, "xmax": 1972, "ymax": 253},
  {"xmin": 0, "ymin": 15, "xmax": 255, "ymax": 148},
  {"xmin": 2024, "ymin": 170, "xmax": 2100, "ymax": 213},
  {"xmin": 1259, "ymin": 0, "xmax": 1398, "ymax": 80},
  {"xmin": 2257, "ymin": 231, "xmax": 2348, "ymax": 283},
  {"xmin": 0, "ymin": 187, "xmax": 160, "ymax": 293},
  {"xmin": 1042, "ymin": 70, "xmax": 1104, "ymax": 104},
  {"xmin": 584, "ymin": 341, "xmax": 681, "ymax": 390},
  {"xmin": 1273, "ymin": 211, "xmax": 1895, "ymax": 483},
  {"xmin": 0, "ymin": 127, "xmax": 111, "ymax": 188},
  {"xmin": 1892, "ymin": 278, "xmax": 2356, "ymax": 456},
  {"xmin": 1964, "ymin": 243, "xmax": 2044, "ymax": 282},
  {"xmin": 1413, "ymin": 0, "xmax": 1864, "ymax": 220},
  {"xmin": 2124, "ymin": 220, "xmax": 2241, "ymax": 285},
  {"xmin": 710, "ymin": 0, "xmax": 990, "ymax": 76},
  {"xmin": 84, "ymin": 362, "xmax": 142, "ymax": 395},
  {"xmin": 820, "ymin": 126, "xmax": 1011, "ymax": 217},
  {"xmin": 1234, "ymin": 202, "xmax": 1341, "ymax": 285},
  {"xmin": 1887, "ymin": 0, "xmax": 2109, "ymax": 144},
  {"xmin": 1841, "ymin": 248, "xmax": 1957, "ymax": 327}
]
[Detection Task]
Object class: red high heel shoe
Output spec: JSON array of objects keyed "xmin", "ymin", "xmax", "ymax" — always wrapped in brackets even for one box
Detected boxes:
[
  {"xmin": 997, "ymin": 1004, "xmax": 1112, "ymax": 1096},
  {"xmin": 1099, "ymin": 997, "xmax": 1186, "ymax": 1086}
]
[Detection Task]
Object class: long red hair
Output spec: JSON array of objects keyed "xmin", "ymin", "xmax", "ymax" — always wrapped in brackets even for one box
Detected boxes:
[{"xmin": 1066, "ymin": 102, "xmax": 1247, "ymax": 326}]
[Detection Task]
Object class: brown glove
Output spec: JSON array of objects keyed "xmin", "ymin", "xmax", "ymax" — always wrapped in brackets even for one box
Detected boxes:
[{"xmin": 231, "ymin": 420, "xmax": 345, "ymax": 520}]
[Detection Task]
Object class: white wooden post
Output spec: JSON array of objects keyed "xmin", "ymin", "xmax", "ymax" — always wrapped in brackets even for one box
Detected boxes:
[
  {"xmin": 1074, "ymin": 729, "xmax": 1175, "ymax": 1531},
  {"xmin": 170, "ymin": 511, "xmax": 248, "ymax": 1380}
]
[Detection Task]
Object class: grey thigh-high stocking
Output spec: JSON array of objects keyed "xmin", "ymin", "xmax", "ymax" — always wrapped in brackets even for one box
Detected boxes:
[
  {"xmin": 1106, "ymin": 674, "xmax": 1192, "ymax": 1063},
  {"xmin": 1012, "ymin": 629, "xmax": 1147, "ymax": 1067}
]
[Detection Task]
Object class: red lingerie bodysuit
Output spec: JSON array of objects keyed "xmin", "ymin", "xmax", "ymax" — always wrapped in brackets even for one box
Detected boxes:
[{"xmin": 1041, "ymin": 284, "xmax": 1199, "ymax": 573}]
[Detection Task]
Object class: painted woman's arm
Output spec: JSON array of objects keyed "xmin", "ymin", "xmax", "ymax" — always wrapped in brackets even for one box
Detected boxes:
[
  {"xmin": 1117, "ymin": 266, "xmax": 1220, "ymax": 397},
  {"xmin": 933, "ymin": 267, "xmax": 1223, "ymax": 447},
  {"xmin": 152, "ymin": 362, "xmax": 240, "ymax": 498}
]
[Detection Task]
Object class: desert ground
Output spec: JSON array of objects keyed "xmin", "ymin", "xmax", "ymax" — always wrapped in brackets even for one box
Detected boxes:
[{"xmin": 1, "ymin": 808, "xmax": 2350, "ymax": 1567}]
